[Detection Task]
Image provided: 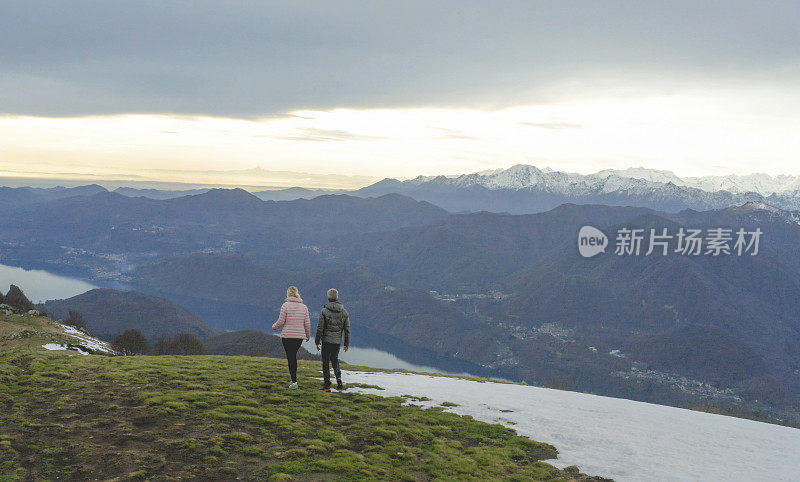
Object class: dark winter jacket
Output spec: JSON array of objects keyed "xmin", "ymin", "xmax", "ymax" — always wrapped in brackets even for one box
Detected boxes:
[{"xmin": 315, "ymin": 301, "xmax": 350, "ymax": 347}]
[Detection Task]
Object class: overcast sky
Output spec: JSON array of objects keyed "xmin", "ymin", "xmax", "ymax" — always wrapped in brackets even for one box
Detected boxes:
[{"xmin": 1, "ymin": 1, "xmax": 799, "ymax": 186}]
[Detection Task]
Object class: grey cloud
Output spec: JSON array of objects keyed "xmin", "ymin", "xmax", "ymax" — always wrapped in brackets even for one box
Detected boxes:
[{"xmin": 1, "ymin": 1, "xmax": 798, "ymax": 117}]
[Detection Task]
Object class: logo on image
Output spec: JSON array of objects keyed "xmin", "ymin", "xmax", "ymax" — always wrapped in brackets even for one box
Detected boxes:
[{"xmin": 578, "ymin": 226, "xmax": 608, "ymax": 258}]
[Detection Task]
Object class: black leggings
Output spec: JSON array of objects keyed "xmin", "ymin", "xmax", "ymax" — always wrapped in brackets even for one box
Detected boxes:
[
  {"xmin": 322, "ymin": 342, "xmax": 342, "ymax": 387},
  {"xmin": 282, "ymin": 338, "xmax": 303, "ymax": 382}
]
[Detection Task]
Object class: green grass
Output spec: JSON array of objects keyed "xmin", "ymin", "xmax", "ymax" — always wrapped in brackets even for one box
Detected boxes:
[{"xmin": 0, "ymin": 316, "xmax": 606, "ymax": 481}]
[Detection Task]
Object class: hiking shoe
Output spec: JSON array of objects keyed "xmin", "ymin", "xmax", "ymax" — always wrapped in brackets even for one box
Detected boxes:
[
  {"xmin": 289, "ymin": 382, "xmax": 298, "ymax": 390},
  {"xmin": 320, "ymin": 386, "xmax": 331, "ymax": 392},
  {"xmin": 336, "ymin": 379, "xmax": 344, "ymax": 390}
]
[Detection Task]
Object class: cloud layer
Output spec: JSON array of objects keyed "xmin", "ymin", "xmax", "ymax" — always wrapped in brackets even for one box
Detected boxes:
[{"xmin": 2, "ymin": 1, "xmax": 798, "ymax": 117}]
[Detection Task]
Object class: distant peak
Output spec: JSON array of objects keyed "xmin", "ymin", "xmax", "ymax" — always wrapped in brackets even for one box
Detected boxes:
[
  {"xmin": 374, "ymin": 177, "xmax": 402, "ymax": 184},
  {"xmin": 72, "ymin": 184, "xmax": 109, "ymax": 194},
  {"xmin": 205, "ymin": 187, "xmax": 255, "ymax": 196},
  {"xmin": 177, "ymin": 187, "xmax": 264, "ymax": 206}
]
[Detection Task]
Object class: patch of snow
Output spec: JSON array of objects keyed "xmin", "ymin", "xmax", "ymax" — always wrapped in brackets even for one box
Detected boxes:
[
  {"xmin": 345, "ymin": 371, "xmax": 800, "ymax": 482},
  {"xmin": 61, "ymin": 325, "xmax": 82, "ymax": 335},
  {"xmin": 58, "ymin": 324, "xmax": 116, "ymax": 354},
  {"xmin": 41, "ymin": 343, "xmax": 89, "ymax": 355},
  {"xmin": 609, "ymin": 349, "xmax": 625, "ymax": 358},
  {"xmin": 42, "ymin": 343, "xmax": 66, "ymax": 351}
]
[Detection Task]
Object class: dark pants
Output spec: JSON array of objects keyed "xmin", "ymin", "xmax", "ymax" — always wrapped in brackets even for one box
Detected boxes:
[
  {"xmin": 321, "ymin": 342, "xmax": 342, "ymax": 388},
  {"xmin": 282, "ymin": 338, "xmax": 303, "ymax": 382}
]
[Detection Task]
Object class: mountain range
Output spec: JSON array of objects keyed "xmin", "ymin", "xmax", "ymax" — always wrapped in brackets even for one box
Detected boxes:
[
  {"xmin": 14, "ymin": 165, "xmax": 800, "ymax": 215},
  {"xmin": 119, "ymin": 165, "xmax": 800, "ymax": 214},
  {"xmin": 113, "ymin": 186, "xmax": 345, "ymax": 201},
  {"xmin": 113, "ymin": 196, "xmax": 800, "ymax": 421},
  {"xmin": 0, "ymin": 188, "xmax": 448, "ymax": 274},
  {"xmin": 0, "ymin": 184, "xmax": 108, "ymax": 206},
  {"xmin": 403, "ymin": 166, "xmax": 800, "ymax": 195},
  {"xmin": 353, "ymin": 165, "xmax": 800, "ymax": 214},
  {"xmin": 3, "ymin": 173, "xmax": 800, "ymax": 423}
]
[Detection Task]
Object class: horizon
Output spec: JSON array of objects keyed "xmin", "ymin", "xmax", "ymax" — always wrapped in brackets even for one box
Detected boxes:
[{"xmin": 7, "ymin": 162, "xmax": 800, "ymax": 192}]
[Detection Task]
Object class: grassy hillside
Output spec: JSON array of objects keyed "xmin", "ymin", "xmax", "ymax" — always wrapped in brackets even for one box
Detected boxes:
[{"xmin": 0, "ymin": 314, "xmax": 605, "ymax": 481}]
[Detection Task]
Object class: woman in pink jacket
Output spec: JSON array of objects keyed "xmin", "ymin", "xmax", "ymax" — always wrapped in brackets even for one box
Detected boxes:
[{"xmin": 272, "ymin": 286, "xmax": 311, "ymax": 389}]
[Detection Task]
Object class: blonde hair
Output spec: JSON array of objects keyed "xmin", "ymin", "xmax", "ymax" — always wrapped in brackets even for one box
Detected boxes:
[{"xmin": 286, "ymin": 286, "xmax": 300, "ymax": 298}]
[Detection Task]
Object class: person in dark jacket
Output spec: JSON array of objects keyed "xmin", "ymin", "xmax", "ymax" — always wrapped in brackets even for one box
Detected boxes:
[{"xmin": 315, "ymin": 288, "xmax": 350, "ymax": 391}]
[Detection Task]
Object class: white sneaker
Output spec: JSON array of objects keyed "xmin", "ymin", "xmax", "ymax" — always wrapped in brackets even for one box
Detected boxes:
[{"xmin": 289, "ymin": 382, "xmax": 298, "ymax": 389}]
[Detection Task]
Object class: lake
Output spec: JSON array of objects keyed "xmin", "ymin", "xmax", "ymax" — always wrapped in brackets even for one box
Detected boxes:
[
  {"xmin": 0, "ymin": 263, "xmax": 99, "ymax": 303},
  {"xmin": 299, "ymin": 338, "xmax": 447, "ymax": 373},
  {"xmin": 0, "ymin": 263, "xmax": 467, "ymax": 374}
]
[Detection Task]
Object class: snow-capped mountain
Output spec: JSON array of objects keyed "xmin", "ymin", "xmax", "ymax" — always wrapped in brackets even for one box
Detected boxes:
[
  {"xmin": 598, "ymin": 168, "xmax": 800, "ymax": 196},
  {"xmin": 355, "ymin": 164, "xmax": 800, "ymax": 214},
  {"xmin": 407, "ymin": 164, "xmax": 800, "ymax": 195}
]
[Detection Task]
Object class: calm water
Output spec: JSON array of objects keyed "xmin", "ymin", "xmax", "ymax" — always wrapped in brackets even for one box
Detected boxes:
[
  {"xmin": 0, "ymin": 264, "xmax": 99, "ymax": 303},
  {"xmin": 0, "ymin": 262, "xmax": 464, "ymax": 374},
  {"xmin": 299, "ymin": 338, "xmax": 447, "ymax": 373}
]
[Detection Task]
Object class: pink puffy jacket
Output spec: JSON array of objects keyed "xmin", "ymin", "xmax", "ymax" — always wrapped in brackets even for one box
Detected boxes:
[{"xmin": 272, "ymin": 297, "xmax": 311, "ymax": 339}]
